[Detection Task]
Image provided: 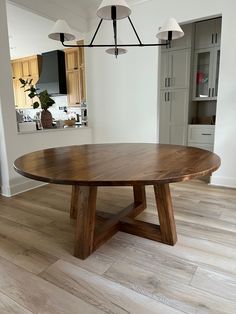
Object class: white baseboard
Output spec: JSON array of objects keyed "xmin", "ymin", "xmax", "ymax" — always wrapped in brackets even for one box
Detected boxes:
[
  {"xmin": 210, "ymin": 175, "xmax": 236, "ymax": 189},
  {"xmin": 1, "ymin": 177, "xmax": 47, "ymax": 197}
]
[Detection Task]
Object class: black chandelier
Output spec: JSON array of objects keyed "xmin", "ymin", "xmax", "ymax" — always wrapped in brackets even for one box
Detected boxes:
[{"xmin": 48, "ymin": 0, "xmax": 184, "ymax": 57}]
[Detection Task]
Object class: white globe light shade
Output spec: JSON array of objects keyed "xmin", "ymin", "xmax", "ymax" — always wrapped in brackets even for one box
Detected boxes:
[
  {"xmin": 97, "ymin": 0, "xmax": 131, "ymax": 20},
  {"xmin": 156, "ymin": 18, "xmax": 184, "ymax": 40},
  {"xmin": 48, "ymin": 19, "xmax": 76, "ymax": 41}
]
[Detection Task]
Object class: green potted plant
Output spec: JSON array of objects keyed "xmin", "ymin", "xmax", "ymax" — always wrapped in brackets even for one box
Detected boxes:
[{"xmin": 19, "ymin": 78, "xmax": 55, "ymax": 129}]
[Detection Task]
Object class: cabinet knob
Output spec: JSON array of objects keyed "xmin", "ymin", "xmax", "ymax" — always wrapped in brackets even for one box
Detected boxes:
[{"xmin": 74, "ymin": 67, "xmax": 78, "ymax": 70}]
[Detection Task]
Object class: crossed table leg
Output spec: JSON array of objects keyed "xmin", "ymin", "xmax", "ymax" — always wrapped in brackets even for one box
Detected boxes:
[{"xmin": 70, "ymin": 185, "xmax": 177, "ymax": 260}]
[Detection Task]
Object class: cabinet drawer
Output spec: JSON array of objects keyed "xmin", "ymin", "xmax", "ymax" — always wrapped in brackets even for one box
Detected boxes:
[
  {"xmin": 188, "ymin": 125, "xmax": 215, "ymax": 144},
  {"xmin": 188, "ymin": 142, "xmax": 214, "ymax": 152}
]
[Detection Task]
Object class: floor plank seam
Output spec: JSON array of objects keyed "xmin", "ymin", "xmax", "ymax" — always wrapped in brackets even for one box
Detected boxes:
[{"xmin": 0, "ymin": 289, "xmax": 33, "ymax": 314}]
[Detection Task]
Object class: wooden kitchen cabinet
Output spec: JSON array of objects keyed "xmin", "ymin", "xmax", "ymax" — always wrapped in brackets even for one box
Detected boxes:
[
  {"xmin": 11, "ymin": 55, "xmax": 42, "ymax": 108},
  {"xmin": 11, "ymin": 61, "xmax": 22, "ymax": 79},
  {"xmin": 64, "ymin": 40, "xmax": 86, "ymax": 106}
]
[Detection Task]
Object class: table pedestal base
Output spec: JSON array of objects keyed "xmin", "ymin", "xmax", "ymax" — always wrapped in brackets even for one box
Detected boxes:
[{"xmin": 70, "ymin": 185, "xmax": 177, "ymax": 260}]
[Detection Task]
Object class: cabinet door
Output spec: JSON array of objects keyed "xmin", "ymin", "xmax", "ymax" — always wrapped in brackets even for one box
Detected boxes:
[
  {"xmin": 79, "ymin": 66, "xmax": 86, "ymax": 101},
  {"xmin": 29, "ymin": 57, "xmax": 40, "ymax": 76},
  {"xmin": 13, "ymin": 79, "xmax": 27, "ymax": 108},
  {"xmin": 65, "ymin": 49, "xmax": 79, "ymax": 71},
  {"xmin": 192, "ymin": 48, "xmax": 215, "ymax": 100},
  {"xmin": 169, "ymin": 89, "xmax": 188, "ymax": 145},
  {"xmin": 21, "ymin": 59, "xmax": 30, "ymax": 77},
  {"xmin": 12, "ymin": 79, "xmax": 19, "ymax": 108},
  {"xmin": 159, "ymin": 90, "xmax": 170, "ymax": 144},
  {"xmin": 195, "ymin": 19, "xmax": 216, "ymax": 49},
  {"xmin": 214, "ymin": 18, "xmax": 221, "ymax": 47},
  {"xmin": 66, "ymin": 71, "xmax": 80, "ymax": 105},
  {"xmin": 159, "ymin": 89, "xmax": 188, "ymax": 145},
  {"xmin": 211, "ymin": 48, "xmax": 220, "ymax": 98},
  {"xmin": 169, "ymin": 49, "xmax": 190, "ymax": 89},
  {"xmin": 11, "ymin": 61, "xmax": 22, "ymax": 79},
  {"xmin": 160, "ymin": 52, "xmax": 169, "ymax": 89}
]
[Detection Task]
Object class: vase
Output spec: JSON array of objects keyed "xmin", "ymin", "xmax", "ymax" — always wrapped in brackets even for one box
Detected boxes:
[{"xmin": 41, "ymin": 110, "xmax": 53, "ymax": 129}]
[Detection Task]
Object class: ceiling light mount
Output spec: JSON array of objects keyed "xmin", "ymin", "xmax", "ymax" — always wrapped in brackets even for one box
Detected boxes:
[{"xmin": 49, "ymin": 0, "xmax": 184, "ymax": 57}]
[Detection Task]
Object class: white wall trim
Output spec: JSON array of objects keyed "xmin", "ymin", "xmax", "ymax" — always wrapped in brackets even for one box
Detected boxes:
[
  {"xmin": 1, "ymin": 177, "xmax": 46, "ymax": 197},
  {"xmin": 210, "ymin": 176, "xmax": 236, "ymax": 189}
]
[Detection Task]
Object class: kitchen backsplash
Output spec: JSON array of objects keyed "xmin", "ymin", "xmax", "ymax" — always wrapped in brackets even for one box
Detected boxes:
[{"xmin": 16, "ymin": 96, "xmax": 85, "ymax": 121}]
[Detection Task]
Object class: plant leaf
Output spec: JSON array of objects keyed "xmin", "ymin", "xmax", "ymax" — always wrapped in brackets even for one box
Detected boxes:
[{"xmin": 33, "ymin": 101, "xmax": 40, "ymax": 109}]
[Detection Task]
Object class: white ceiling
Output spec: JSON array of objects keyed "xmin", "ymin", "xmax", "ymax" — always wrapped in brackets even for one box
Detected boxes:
[
  {"xmin": 7, "ymin": 2, "xmax": 82, "ymax": 59},
  {"xmin": 54, "ymin": 0, "xmax": 146, "ymax": 16}
]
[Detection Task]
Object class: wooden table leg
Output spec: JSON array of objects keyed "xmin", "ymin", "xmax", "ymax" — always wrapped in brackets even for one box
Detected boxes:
[
  {"xmin": 154, "ymin": 184, "xmax": 177, "ymax": 245},
  {"xmin": 70, "ymin": 186, "xmax": 79, "ymax": 219},
  {"xmin": 74, "ymin": 186, "xmax": 97, "ymax": 259}
]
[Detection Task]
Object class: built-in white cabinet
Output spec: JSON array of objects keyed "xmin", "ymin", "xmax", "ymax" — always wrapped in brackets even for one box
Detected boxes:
[
  {"xmin": 159, "ymin": 89, "xmax": 189, "ymax": 145},
  {"xmin": 160, "ymin": 49, "xmax": 191, "ymax": 90},
  {"xmin": 188, "ymin": 124, "xmax": 215, "ymax": 151},
  {"xmin": 159, "ymin": 47, "xmax": 191, "ymax": 145},
  {"xmin": 195, "ymin": 18, "xmax": 221, "ymax": 49},
  {"xmin": 192, "ymin": 47, "xmax": 220, "ymax": 100},
  {"xmin": 159, "ymin": 17, "xmax": 221, "ymax": 148}
]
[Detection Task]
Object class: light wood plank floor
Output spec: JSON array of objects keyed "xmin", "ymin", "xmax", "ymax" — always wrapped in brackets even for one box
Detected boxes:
[{"xmin": 0, "ymin": 180, "xmax": 235, "ymax": 313}]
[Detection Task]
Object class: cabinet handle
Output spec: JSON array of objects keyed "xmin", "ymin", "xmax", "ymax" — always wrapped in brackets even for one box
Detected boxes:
[
  {"xmin": 74, "ymin": 67, "xmax": 78, "ymax": 70},
  {"xmin": 208, "ymin": 88, "xmax": 211, "ymax": 97},
  {"xmin": 165, "ymin": 78, "xmax": 167, "ymax": 87},
  {"xmin": 168, "ymin": 77, "xmax": 171, "ymax": 87},
  {"xmin": 215, "ymin": 33, "xmax": 218, "ymax": 44},
  {"xmin": 167, "ymin": 91, "xmax": 170, "ymax": 102},
  {"xmin": 212, "ymin": 88, "xmax": 215, "ymax": 97},
  {"xmin": 202, "ymin": 133, "xmax": 212, "ymax": 136},
  {"xmin": 212, "ymin": 34, "xmax": 214, "ymax": 44},
  {"xmin": 164, "ymin": 92, "xmax": 167, "ymax": 102}
]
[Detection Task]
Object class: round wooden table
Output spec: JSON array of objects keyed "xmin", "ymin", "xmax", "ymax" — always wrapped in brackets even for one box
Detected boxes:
[{"xmin": 14, "ymin": 143, "xmax": 220, "ymax": 259}]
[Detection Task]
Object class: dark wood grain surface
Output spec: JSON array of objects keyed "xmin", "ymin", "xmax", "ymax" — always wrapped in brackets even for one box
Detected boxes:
[{"xmin": 14, "ymin": 144, "xmax": 220, "ymax": 186}]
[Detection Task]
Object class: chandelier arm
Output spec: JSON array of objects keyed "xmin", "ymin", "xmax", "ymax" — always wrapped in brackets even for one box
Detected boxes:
[
  {"xmin": 128, "ymin": 17, "xmax": 143, "ymax": 46},
  {"xmin": 61, "ymin": 42, "xmax": 169, "ymax": 48},
  {"xmin": 89, "ymin": 19, "xmax": 104, "ymax": 46}
]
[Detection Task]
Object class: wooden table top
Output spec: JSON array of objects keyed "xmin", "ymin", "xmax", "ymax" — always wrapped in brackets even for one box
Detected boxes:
[{"xmin": 14, "ymin": 144, "xmax": 221, "ymax": 186}]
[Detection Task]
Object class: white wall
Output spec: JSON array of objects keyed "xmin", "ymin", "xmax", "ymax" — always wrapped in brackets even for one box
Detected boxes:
[
  {"xmin": 86, "ymin": 14, "xmax": 159, "ymax": 143},
  {"xmin": 9, "ymin": 0, "xmax": 87, "ymax": 33},
  {"xmin": 0, "ymin": 0, "xmax": 92, "ymax": 196},
  {"xmin": 86, "ymin": 0, "xmax": 236, "ymax": 188},
  {"xmin": 7, "ymin": 3, "xmax": 83, "ymax": 59}
]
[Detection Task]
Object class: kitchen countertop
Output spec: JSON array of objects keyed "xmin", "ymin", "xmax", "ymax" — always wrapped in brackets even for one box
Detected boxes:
[{"xmin": 17, "ymin": 125, "xmax": 90, "ymax": 135}]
